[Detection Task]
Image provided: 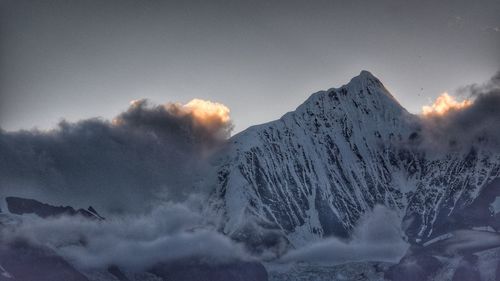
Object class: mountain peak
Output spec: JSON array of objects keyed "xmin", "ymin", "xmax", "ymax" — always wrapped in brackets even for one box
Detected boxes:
[
  {"xmin": 359, "ymin": 70, "xmax": 376, "ymax": 79},
  {"xmin": 346, "ymin": 70, "xmax": 382, "ymax": 88},
  {"xmin": 235, "ymin": 71, "xmax": 407, "ymax": 139},
  {"xmin": 296, "ymin": 70, "xmax": 404, "ymax": 117},
  {"xmin": 340, "ymin": 70, "xmax": 403, "ymax": 109}
]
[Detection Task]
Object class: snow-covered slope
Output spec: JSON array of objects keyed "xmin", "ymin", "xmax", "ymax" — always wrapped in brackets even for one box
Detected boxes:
[{"xmin": 208, "ymin": 71, "xmax": 500, "ymax": 247}]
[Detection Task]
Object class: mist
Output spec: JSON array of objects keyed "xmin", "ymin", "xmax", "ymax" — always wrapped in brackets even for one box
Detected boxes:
[
  {"xmin": 280, "ymin": 206, "xmax": 409, "ymax": 264},
  {"xmin": 0, "ymin": 199, "xmax": 247, "ymax": 271},
  {"xmin": 1, "ymin": 203, "xmax": 410, "ymax": 271}
]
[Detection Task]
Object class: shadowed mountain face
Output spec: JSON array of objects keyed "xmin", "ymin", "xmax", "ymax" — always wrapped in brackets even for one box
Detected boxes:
[{"xmin": 208, "ymin": 71, "xmax": 500, "ymax": 247}]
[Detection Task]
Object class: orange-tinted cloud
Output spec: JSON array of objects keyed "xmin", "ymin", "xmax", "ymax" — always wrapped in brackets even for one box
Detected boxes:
[
  {"xmin": 0, "ymin": 98, "xmax": 234, "ymax": 214},
  {"xmin": 113, "ymin": 98, "xmax": 233, "ymax": 140},
  {"xmin": 421, "ymin": 92, "xmax": 472, "ymax": 116},
  {"xmin": 167, "ymin": 99, "xmax": 231, "ymax": 128}
]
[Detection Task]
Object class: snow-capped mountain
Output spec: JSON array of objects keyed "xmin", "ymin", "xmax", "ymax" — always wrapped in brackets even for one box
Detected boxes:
[
  {"xmin": 1, "ymin": 71, "xmax": 499, "ymax": 281},
  {"xmin": 209, "ymin": 71, "xmax": 500, "ymax": 247}
]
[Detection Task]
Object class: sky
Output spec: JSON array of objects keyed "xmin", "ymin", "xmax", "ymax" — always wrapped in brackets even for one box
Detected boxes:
[{"xmin": 0, "ymin": 0, "xmax": 499, "ymax": 134}]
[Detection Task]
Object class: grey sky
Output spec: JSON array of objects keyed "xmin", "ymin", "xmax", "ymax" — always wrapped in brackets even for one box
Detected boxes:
[{"xmin": 1, "ymin": 0, "xmax": 499, "ymax": 133}]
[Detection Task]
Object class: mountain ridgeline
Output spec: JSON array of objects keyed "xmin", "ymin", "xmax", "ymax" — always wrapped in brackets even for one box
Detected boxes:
[{"xmin": 209, "ymin": 71, "xmax": 500, "ymax": 247}]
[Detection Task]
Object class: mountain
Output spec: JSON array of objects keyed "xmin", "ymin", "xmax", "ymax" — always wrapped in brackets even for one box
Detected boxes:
[
  {"xmin": 1, "ymin": 71, "xmax": 499, "ymax": 280},
  {"xmin": 208, "ymin": 70, "xmax": 500, "ymax": 248}
]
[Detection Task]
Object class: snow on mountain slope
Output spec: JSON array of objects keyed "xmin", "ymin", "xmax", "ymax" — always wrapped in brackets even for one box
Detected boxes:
[{"xmin": 208, "ymin": 71, "xmax": 500, "ymax": 247}]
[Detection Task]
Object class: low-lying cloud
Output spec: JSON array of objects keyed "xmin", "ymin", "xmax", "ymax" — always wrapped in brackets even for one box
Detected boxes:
[
  {"xmin": 0, "ymin": 98, "xmax": 232, "ymax": 214},
  {"xmin": 280, "ymin": 205, "xmax": 409, "ymax": 264},
  {"xmin": 1, "ymin": 200, "xmax": 247, "ymax": 271},
  {"xmin": 1, "ymin": 203, "xmax": 408, "ymax": 270}
]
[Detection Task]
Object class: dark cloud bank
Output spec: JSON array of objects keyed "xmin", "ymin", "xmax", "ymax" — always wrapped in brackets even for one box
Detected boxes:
[
  {"xmin": 0, "ymin": 99, "xmax": 232, "ymax": 213},
  {"xmin": 0, "ymin": 99, "xmax": 239, "ymax": 271}
]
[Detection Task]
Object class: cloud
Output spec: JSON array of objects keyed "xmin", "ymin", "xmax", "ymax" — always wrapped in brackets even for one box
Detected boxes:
[
  {"xmin": 421, "ymin": 92, "xmax": 472, "ymax": 116},
  {"xmin": 413, "ymin": 71, "xmax": 500, "ymax": 152},
  {"xmin": 0, "ymin": 99, "xmax": 232, "ymax": 214},
  {"xmin": 1, "ymin": 204, "xmax": 406, "ymax": 271},
  {"xmin": 279, "ymin": 205, "xmax": 409, "ymax": 264},
  {"xmin": 1, "ymin": 200, "xmax": 247, "ymax": 271},
  {"xmin": 114, "ymin": 98, "xmax": 233, "ymax": 143},
  {"xmin": 170, "ymin": 99, "xmax": 232, "ymax": 136}
]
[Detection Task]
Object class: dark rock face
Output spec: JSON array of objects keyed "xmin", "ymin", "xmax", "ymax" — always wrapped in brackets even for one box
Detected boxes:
[
  {"xmin": 0, "ymin": 240, "xmax": 89, "ymax": 281},
  {"xmin": 6, "ymin": 196, "xmax": 103, "ymax": 220},
  {"xmin": 150, "ymin": 259, "xmax": 268, "ymax": 281}
]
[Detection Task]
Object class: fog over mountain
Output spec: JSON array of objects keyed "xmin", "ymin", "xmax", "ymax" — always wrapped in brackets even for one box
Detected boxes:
[{"xmin": 1, "ymin": 71, "xmax": 499, "ymax": 281}]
